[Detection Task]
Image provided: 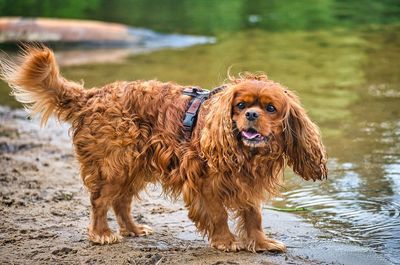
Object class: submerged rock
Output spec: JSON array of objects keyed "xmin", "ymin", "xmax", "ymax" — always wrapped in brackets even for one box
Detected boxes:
[
  {"xmin": 0, "ymin": 17, "xmax": 215, "ymax": 48},
  {"xmin": 0, "ymin": 17, "xmax": 138, "ymax": 44}
]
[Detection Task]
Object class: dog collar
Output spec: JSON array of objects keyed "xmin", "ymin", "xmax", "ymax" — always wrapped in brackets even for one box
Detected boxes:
[{"xmin": 182, "ymin": 85, "xmax": 225, "ymax": 140}]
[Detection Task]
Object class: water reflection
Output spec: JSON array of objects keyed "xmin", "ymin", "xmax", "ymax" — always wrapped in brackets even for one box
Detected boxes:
[{"xmin": 280, "ymin": 27, "xmax": 400, "ymax": 264}]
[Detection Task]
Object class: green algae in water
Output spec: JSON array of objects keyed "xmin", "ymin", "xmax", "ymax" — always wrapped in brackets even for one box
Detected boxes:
[{"xmin": 266, "ymin": 206, "xmax": 312, "ymax": 212}]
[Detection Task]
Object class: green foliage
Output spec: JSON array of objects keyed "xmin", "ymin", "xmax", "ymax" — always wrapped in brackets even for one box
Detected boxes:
[
  {"xmin": 0, "ymin": 0, "xmax": 100, "ymax": 19},
  {"xmin": 1, "ymin": 0, "xmax": 399, "ymax": 34}
]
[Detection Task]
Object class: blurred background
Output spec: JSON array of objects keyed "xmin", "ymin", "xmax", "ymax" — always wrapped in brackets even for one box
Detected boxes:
[{"xmin": 1, "ymin": 0, "xmax": 399, "ymax": 264}]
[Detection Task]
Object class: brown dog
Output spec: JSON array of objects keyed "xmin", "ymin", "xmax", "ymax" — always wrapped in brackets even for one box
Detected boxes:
[{"xmin": 0, "ymin": 46, "xmax": 327, "ymax": 252}]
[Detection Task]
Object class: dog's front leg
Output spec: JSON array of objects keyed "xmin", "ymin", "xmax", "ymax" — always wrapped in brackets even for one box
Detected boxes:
[
  {"xmin": 183, "ymin": 182, "xmax": 241, "ymax": 252},
  {"xmin": 237, "ymin": 206, "xmax": 286, "ymax": 253}
]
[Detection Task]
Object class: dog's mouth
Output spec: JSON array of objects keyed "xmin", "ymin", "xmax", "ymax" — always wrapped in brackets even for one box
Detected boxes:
[{"xmin": 240, "ymin": 128, "xmax": 269, "ymax": 146}]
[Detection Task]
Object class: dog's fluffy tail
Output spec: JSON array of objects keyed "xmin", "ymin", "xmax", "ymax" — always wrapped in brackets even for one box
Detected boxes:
[{"xmin": 0, "ymin": 45, "xmax": 85, "ymax": 126}]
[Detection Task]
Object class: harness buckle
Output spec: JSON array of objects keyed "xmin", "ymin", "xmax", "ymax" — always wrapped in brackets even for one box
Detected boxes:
[{"xmin": 183, "ymin": 112, "xmax": 196, "ymax": 128}]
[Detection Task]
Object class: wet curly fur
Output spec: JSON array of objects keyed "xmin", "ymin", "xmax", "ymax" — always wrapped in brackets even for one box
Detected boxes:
[{"xmin": 1, "ymin": 46, "xmax": 327, "ymax": 252}]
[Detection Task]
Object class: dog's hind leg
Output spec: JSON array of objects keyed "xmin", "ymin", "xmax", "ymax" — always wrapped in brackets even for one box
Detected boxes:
[
  {"xmin": 112, "ymin": 191, "xmax": 153, "ymax": 237},
  {"xmin": 88, "ymin": 185, "xmax": 122, "ymax": 245}
]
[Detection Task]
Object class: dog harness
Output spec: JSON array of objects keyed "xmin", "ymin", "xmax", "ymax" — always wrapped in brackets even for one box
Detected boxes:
[{"xmin": 182, "ymin": 86, "xmax": 225, "ymax": 140}]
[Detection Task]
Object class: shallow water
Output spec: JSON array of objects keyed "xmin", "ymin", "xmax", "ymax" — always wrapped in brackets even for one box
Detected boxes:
[{"xmin": 1, "ymin": 1, "xmax": 400, "ymax": 264}]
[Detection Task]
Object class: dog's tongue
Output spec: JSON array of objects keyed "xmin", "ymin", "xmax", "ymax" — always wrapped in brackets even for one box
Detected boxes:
[{"xmin": 242, "ymin": 130, "xmax": 261, "ymax": 140}]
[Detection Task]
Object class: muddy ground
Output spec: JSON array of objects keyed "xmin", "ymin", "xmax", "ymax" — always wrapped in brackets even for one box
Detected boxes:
[{"xmin": 0, "ymin": 107, "xmax": 391, "ymax": 265}]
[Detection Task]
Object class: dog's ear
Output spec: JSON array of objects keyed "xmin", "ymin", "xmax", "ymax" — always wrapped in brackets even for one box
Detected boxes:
[
  {"xmin": 283, "ymin": 90, "xmax": 328, "ymax": 181},
  {"xmin": 200, "ymin": 86, "xmax": 243, "ymax": 173}
]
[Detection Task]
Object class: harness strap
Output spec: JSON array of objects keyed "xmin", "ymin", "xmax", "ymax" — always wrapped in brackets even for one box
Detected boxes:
[{"xmin": 182, "ymin": 85, "xmax": 226, "ymax": 140}]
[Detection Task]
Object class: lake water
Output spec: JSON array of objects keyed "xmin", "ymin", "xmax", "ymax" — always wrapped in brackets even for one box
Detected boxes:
[{"xmin": 1, "ymin": 1, "xmax": 400, "ymax": 264}]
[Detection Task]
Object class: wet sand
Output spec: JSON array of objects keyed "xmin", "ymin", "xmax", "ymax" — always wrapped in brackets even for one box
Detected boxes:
[{"xmin": 0, "ymin": 107, "xmax": 391, "ymax": 265}]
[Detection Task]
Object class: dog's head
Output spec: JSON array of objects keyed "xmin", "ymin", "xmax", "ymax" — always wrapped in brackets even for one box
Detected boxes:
[
  {"xmin": 232, "ymin": 79, "xmax": 287, "ymax": 148},
  {"xmin": 200, "ymin": 73, "xmax": 327, "ymax": 181}
]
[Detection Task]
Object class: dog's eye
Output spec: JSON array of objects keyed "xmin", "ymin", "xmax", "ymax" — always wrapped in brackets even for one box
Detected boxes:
[
  {"xmin": 266, "ymin": 104, "xmax": 276, "ymax": 113},
  {"xmin": 237, "ymin": 102, "xmax": 246, "ymax": 110}
]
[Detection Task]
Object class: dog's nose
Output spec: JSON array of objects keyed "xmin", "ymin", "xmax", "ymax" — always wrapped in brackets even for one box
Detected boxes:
[{"xmin": 245, "ymin": 110, "xmax": 259, "ymax": 121}]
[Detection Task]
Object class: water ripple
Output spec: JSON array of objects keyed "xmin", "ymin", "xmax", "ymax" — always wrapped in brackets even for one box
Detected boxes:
[{"xmin": 282, "ymin": 189, "xmax": 400, "ymax": 255}]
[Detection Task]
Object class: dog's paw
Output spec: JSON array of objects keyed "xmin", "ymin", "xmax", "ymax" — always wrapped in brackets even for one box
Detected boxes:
[
  {"xmin": 210, "ymin": 234, "xmax": 242, "ymax": 252},
  {"xmin": 246, "ymin": 238, "xmax": 287, "ymax": 253},
  {"xmin": 89, "ymin": 230, "xmax": 122, "ymax": 245},
  {"xmin": 211, "ymin": 240, "xmax": 242, "ymax": 252},
  {"xmin": 120, "ymin": 224, "xmax": 154, "ymax": 237}
]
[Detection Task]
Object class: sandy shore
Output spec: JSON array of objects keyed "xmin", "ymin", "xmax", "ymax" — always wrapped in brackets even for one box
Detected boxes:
[{"xmin": 0, "ymin": 107, "xmax": 391, "ymax": 265}]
